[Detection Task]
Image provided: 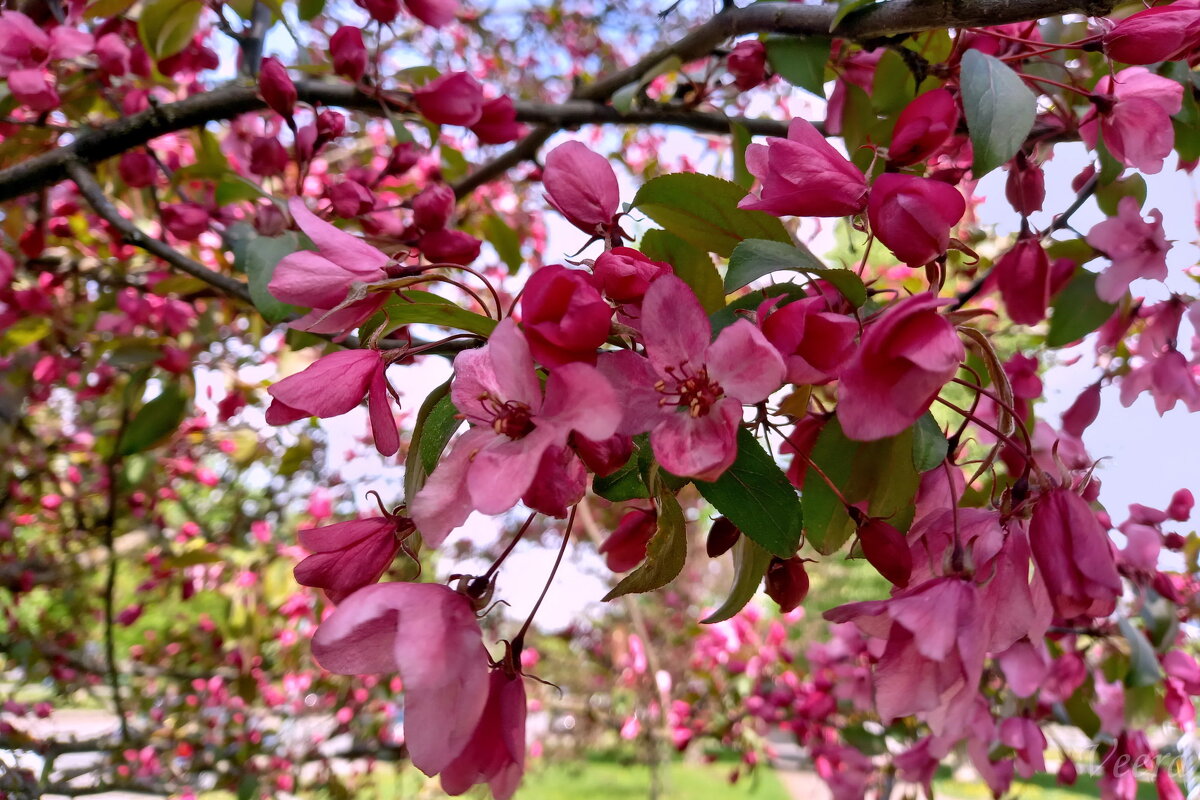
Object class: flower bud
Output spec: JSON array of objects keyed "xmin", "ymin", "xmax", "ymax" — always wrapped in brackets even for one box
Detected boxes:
[
  {"xmin": 470, "ymin": 96, "xmax": 525, "ymax": 144},
  {"xmin": 419, "ymin": 228, "xmax": 481, "ymax": 265},
  {"xmin": 327, "ymin": 180, "xmax": 375, "ymax": 218},
  {"xmin": 727, "ymin": 40, "xmax": 766, "ymax": 91},
  {"xmin": 888, "ymin": 88, "xmax": 958, "ymax": 167},
  {"xmin": 385, "ymin": 143, "xmax": 421, "ymax": 176},
  {"xmin": 357, "ymin": 0, "xmax": 400, "ymax": 22},
  {"xmin": 249, "ymin": 136, "xmax": 289, "ymax": 177},
  {"xmin": 1168, "ymin": 489, "xmax": 1194, "ymax": 522},
  {"xmin": 330, "ymin": 26, "xmax": 368, "ymax": 81},
  {"xmin": 867, "ymin": 173, "xmax": 965, "ymax": 267},
  {"xmin": 412, "ymin": 184, "xmax": 455, "ymax": 232},
  {"xmin": 765, "ymin": 556, "xmax": 809, "ymax": 612},
  {"xmin": 1103, "ymin": 4, "xmax": 1200, "ymax": 65},
  {"xmin": 739, "ymin": 118, "xmax": 868, "ymax": 218},
  {"xmin": 258, "ymin": 56, "xmax": 297, "ymax": 118},
  {"xmin": 592, "ymin": 247, "xmax": 671, "ymax": 304},
  {"xmin": 162, "ymin": 203, "xmax": 209, "ymax": 241},
  {"xmin": 1030, "ymin": 488, "xmax": 1122, "ymax": 619},
  {"xmin": 995, "ymin": 236, "xmax": 1051, "ymax": 326},
  {"xmin": 542, "ymin": 141, "xmax": 620, "ymax": 235},
  {"xmin": 404, "ymin": 0, "xmax": 457, "ymax": 26},
  {"xmin": 316, "ymin": 109, "xmax": 346, "ymax": 142},
  {"xmin": 413, "ymin": 72, "xmax": 485, "ymax": 127},
  {"xmin": 118, "ymin": 150, "xmax": 157, "ymax": 188},
  {"xmin": 95, "ymin": 33, "xmax": 131, "ymax": 77},
  {"xmin": 857, "ymin": 518, "xmax": 912, "ymax": 587},
  {"xmin": 599, "ymin": 508, "xmax": 658, "ymax": 572},
  {"xmin": 1061, "ymin": 383, "xmax": 1102, "ymax": 438},
  {"xmin": 706, "ymin": 517, "xmax": 741, "ymax": 558},
  {"xmin": 520, "ymin": 265, "xmax": 612, "ymax": 367},
  {"xmin": 1005, "ymin": 152, "xmax": 1045, "ymax": 215},
  {"xmin": 573, "ymin": 432, "xmax": 633, "ymax": 477}
]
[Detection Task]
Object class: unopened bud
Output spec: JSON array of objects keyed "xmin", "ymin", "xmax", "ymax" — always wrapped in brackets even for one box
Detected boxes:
[
  {"xmin": 706, "ymin": 517, "xmax": 741, "ymax": 558},
  {"xmin": 764, "ymin": 556, "xmax": 809, "ymax": 612}
]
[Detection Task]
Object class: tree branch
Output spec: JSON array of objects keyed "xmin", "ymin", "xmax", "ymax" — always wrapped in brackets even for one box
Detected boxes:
[{"xmin": 64, "ymin": 160, "xmax": 253, "ymax": 304}]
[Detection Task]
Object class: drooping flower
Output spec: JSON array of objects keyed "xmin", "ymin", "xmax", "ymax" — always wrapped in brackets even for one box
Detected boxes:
[
  {"xmin": 440, "ymin": 666, "xmax": 528, "ymax": 799},
  {"xmin": 598, "ymin": 507, "xmax": 658, "ymax": 572},
  {"xmin": 1028, "ymin": 487, "xmax": 1122, "ymax": 619},
  {"xmin": 888, "ymin": 88, "xmax": 958, "ymax": 167},
  {"xmin": 597, "ymin": 275, "xmax": 785, "ymax": 480},
  {"xmin": 867, "ymin": 173, "xmax": 965, "ymax": 267},
  {"xmin": 310, "ymin": 582, "xmax": 490, "ymax": 776},
  {"xmin": 265, "ymin": 349, "xmax": 399, "ymax": 456},
  {"xmin": 268, "ymin": 198, "xmax": 390, "ymax": 333},
  {"xmin": 410, "ymin": 319, "xmax": 621, "ymax": 544},
  {"xmin": 837, "ymin": 293, "xmax": 964, "ymax": 442},
  {"xmin": 294, "ymin": 513, "xmax": 411, "ymax": 603},
  {"xmin": 738, "ymin": 118, "xmax": 868, "ymax": 218},
  {"xmin": 1080, "ymin": 68, "xmax": 1184, "ymax": 174},
  {"xmin": 1086, "ymin": 196, "xmax": 1171, "ymax": 302},
  {"xmin": 995, "ymin": 236, "xmax": 1052, "ymax": 325},
  {"xmin": 765, "ymin": 556, "xmax": 810, "ymax": 612},
  {"xmin": 1005, "ymin": 151, "xmax": 1045, "ymax": 215},
  {"xmin": 519, "ymin": 265, "xmax": 612, "ymax": 367},
  {"xmin": 542, "ymin": 141, "xmax": 621, "ymax": 236}
]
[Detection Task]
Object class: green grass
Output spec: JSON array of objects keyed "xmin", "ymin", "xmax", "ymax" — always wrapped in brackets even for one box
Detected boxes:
[
  {"xmin": 934, "ymin": 768, "xmax": 1162, "ymax": 800},
  {"xmin": 516, "ymin": 758, "xmax": 791, "ymax": 800}
]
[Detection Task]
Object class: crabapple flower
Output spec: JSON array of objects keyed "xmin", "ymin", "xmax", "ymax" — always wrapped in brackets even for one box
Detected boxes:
[
  {"xmin": 598, "ymin": 275, "xmax": 785, "ymax": 480},
  {"xmin": 258, "ymin": 57, "xmax": 297, "ymax": 119},
  {"xmin": 0, "ymin": 12, "xmax": 92, "ymax": 75},
  {"xmin": 1086, "ymin": 196, "xmax": 1170, "ymax": 302},
  {"xmin": 727, "ymin": 40, "xmax": 767, "ymax": 91},
  {"xmin": 411, "ymin": 319, "xmax": 621, "ymax": 544},
  {"xmin": 329, "ymin": 27, "xmax": 368, "ymax": 81},
  {"xmin": 765, "ymin": 556, "xmax": 810, "ymax": 612},
  {"xmin": 266, "ymin": 349, "xmax": 399, "ymax": 456},
  {"xmin": 888, "ymin": 88, "xmax": 958, "ymax": 167},
  {"xmin": 757, "ymin": 296, "xmax": 858, "ymax": 386},
  {"xmin": 294, "ymin": 514, "xmax": 411, "ymax": 603},
  {"xmin": 161, "ymin": 203, "xmax": 210, "ymax": 241},
  {"xmin": 867, "ymin": 173, "xmax": 965, "ymax": 267},
  {"xmin": 268, "ymin": 198, "xmax": 389, "ymax": 333},
  {"xmin": 837, "ymin": 293, "xmax": 964, "ymax": 441},
  {"xmin": 995, "ymin": 236, "xmax": 1051, "ymax": 325},
  {"xmin": 598, "ymin": 507, "xmax": 658, "ymax": 572},
  {"xmin": 1080, "ymin": 68, "xmax": 1184, "ymax": 174},
  {"xmin": 857, "ymin": 518, "xmax": 912, "ymax": 587},
  {"xmin": 738, "ymin": 118, "xmax": 868, "ymax": 217},
  {"xmin": 1103, "ymin": 2, "xmax": 1200, "ymax": 65},
  {"xmin": 420, "ymin": 228, "xmax": 482, "ymax": 265},
  {"xmin": 470, "ymin": 97, "xmax": 526, "ymax": 144},
  {"xmin": 1029, "ymin": 487, "xmax": 1122, "ymax": 619},
  {"xmin": 412, "ymin": 184, "xmax": 455, "ymax": 232},
  {"xmin": 1005, "ymin": 152, "xmax": 1045, "ymax": 215},
  {"xmin": 310, "ymin": 582, "xmax": 489, "ymax": 776},
  {"xmin": 8, "ymin": 69, "xmax": 59, "ymax": 112},
  {"xmin": 519, "ymin": 265, "xmax": 612, "ymax": 367},
  {"xmin": 542, "ymin": 141, "xmax": 621, "ymax": 236},
  {"xmin": 440, "ymin": 667, "xmax": 528, "ymax": 799},
  {"xmin": 413, "ymin": 72, "xmax": 484, "ymax": 126},
  {"xmin": 591, "ymin": 247, "xmax": 671, "ymax": 304},
  {"xmin": 1119, "ymin": 347, "xmax": 1200, "ymax": 414}
]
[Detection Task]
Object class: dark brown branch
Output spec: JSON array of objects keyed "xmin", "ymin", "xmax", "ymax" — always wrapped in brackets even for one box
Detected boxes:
[
  {"xmin": 64, "ymin": 159, "xmax": 253, "ymax": 304},
  {"xmin": 452, "ymin": 124, "xmax": 556, "ymax": 199}
]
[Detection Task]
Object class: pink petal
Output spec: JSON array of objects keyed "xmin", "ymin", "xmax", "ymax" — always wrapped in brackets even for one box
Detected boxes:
[
  {"xmin": 411, "ymin": 427, "xmax": 495, "ymax": 546},
  {"xmin": 288, "ymin": 197, "xmax": 389, "ymax": 276},
  {"xmin": 468, "ymin": 427, "xmax": 558, "ymax": 514},
  {"xmin": 704, "ymin": 319, "xmax": 786, "ymax": 404},
  {"xmin": 486, "ymin": 319, "xmax": 542, "ymax": 410},
  {"xmin": 368, "ymin": 365, "xmax": 400, "ymax": 457},
  {"xmin": 269, "ymin": 250, "xmax": 364, "ymax": 309},
  {"xmin": 298, "ymin": 518, "xmax": 394, "ymax": 552},
  {"xmin": 651, "ymin": 397, "xmax": 741, "ymax": 481},
  {"xmin": 538, "ymin": 362, "xmax": 622, "ymax": 441},
  {"xmin": 641, "ymin": 275, "xmax": 711, "ymax": 375},
  {"xmin": 268, "ymin": 350, "xmax": 381, "ymax": 418},
  {"xmin": 595, "ymin": 350, "xmax": 665, "ymax": 436}
]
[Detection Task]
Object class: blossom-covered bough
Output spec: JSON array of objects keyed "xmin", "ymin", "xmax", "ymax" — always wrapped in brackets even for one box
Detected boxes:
[{"xmin": 0, "ymin": 0, "xmax": 1198, "ymax": 797}]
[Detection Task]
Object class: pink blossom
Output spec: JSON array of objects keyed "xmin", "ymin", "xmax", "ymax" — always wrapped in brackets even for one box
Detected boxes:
[
  {"xmin": 161, "ymin": 203, "xmax": 210, "ymax": 241},
  {"xmin": 998, "ymin": 717, "xmax": 1047, "ymax": 778},
  {"xmin": 258, "ymin": 56, "xmax": 297, "ymax": 118},
  {"xmin": 470, "ymin": 97, "xmax": 525, "ymax": 144},
  {"xmin": 440, "ymin": 668, "xmax": 527, "ymax": 799},
  {"xmin": 867, "ymin": 173, "xmax": 965, "ymax": 267},
  {"xmin": 266, "ymin": 349, "xmax": 399, "ymax": 456},
  {"xmin": 94, "ymin": 33, "xmax": 131, "ymax": 77},
  {"xmin": 597, "ymin": 275, "xmax": 785, "ymax": 480},
  {"xmin": 837, "ymin": 293, "xmax": 964, "ymax": 441},
  {"xmin": 727, "ymin": 40, "xmax": 767, "ymax": 91},
  {"xmin": 995, "ymin": 236, "xmax": 1051, "ymax": 326},
  {"xmin": 411, "ymin": 319, "xmax": 621, "ymax": 544},
  {"xmin": 268, "ymin": 198, "xmax": 389, "ymax": 333},
  {"xmin": 591, "ymin": 247, "xmax": 671, "ymax": 304},
  {"xmin": 1104, "ymin": 3, "xmax": 1200, "ymax": 66},
  {"xmin": 1080, "ymin": 68, "xmax": 1184, "ymax": 174},
  {"xmin": 738, "ymin": 118, "xmax": 868, "ymax": 218},
  {"xmin": 404, "ymin": 0, "xmax": 458, "ymax": 26},
  {"xmin": 1006, "ymin": 152, "xmax": 1045, "ymax": 215},
  {"xmin": 599, "ymin": 507, "xmax": 658, "ymax": 572},
  {"xmin": 542, "ymin": 141, "xmax": 621, "ymax": 236},
  {"xmin": 294, "ymin": 515, "xmax": 410, "ymax": 603},
  {"xmin": 420, "ymin": 228, "xmax": 482, "ymax": 265},
  {"xmin": 757, "ymin": 296, "xmax": 858, "ymax": 386},
  {"xmin": 8, "ymin": 69, "xmax": 59, "ymax": 112},
  {"xmin": 413, "ymin": 72, "xmax": 484, "ymax": 126},
  {"xmin": 520, "ymin": 265, "xmax": 612, "ymax": 367},
  {"xmin": 1119, "ymin": 347, "xmax": 1200, "ymax": 414},
  {"xmin": 330, "ymin": 27, "xmax": 368, "ymax": 81},
  {"xmin": 1086, "ymin": 196, "xmax": 1171, "ymax": 302},
  {"xmin": 311, "ymin": 582, "xmax": 489, "ymax": 776},
  {"xmin": 411, "ymin": 184, "xmax": 455, "ymax": 232},
  {"xmin": 888, "ymin": 88, "xmax": 958, "ymax": 167},
  {"xmin": 1029, "ymin": 487, "xmax": 1122, "ymax": 619}
]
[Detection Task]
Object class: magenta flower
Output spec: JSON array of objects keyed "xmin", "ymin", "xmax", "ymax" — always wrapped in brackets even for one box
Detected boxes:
[
  {"xmin": 311, "ymin": 582, "xmax": 489, "ymax": 776},
  {"xmin": 1086, "ymin": 196, "xmax": 1171, "ymax": 302},
  {"xmin": 738, "ymin": 118, "xmax": 868, "ymax": 218},
  {"xmin": 294, "ymin": 514, "xmax": 411, "ymax": 603},
  {"xmin": 266, "ymin": 349, "xmax": 399, "ymax": 456},
  {"xmin": 757, "ymin": 296, "xmax": 858, "ymax": 386},
  {"xmin": 727, "ymin": 40, "xmax": 767, "ymax": 91},
  {"xmin": 1103, "ymin": 3, "xmax": 1200, "ymax": 65},
  {"xmin": 440, "ymin": 667, "xmax": 528, "ymax": 799},
  {"xmin": 591, "ymin": 247, "xmax": 672, "ymax": 304},
  {"xmin": 268, "ymin": 198, "xmax": 389, "ymax": 333},
  {"xmin": 837, "ymin": 293, "xmax": 964, "ymax": 442},
  {"xmin": 598, "ymin": 275, "xmax": 785, "ymax": 480},
  {"xmin": 413, "ymin": 72, "xmax": 485, "ymax": 126},
  {"xmin": 598, "ymin": 507, "xmax": 658, "ymax": 572},
  {"xmin": 995, "ymin": 236, "xmax": 1051, "ymax": 326},
  {"xmin": 470, "ymin": 97, "xmax": 526, "ymax": 145},
  {"xmin": 329, "ymin": 26, "xmax": 368, "ymax": 81},
  {"xmin": 519, "ymin": 265, "xmax": 612, "ymax": 367},
  {"xmin": 542, "ymin": 141, "xmax": 621, "ymax": 236},
  {"xmin": 1080, "ymin": 67, "xmax": 1184, "ymax": 174},
  {"xmin": 867, "ymin": 173, "xmax": 965, "ymax": 267},
  {"xmin": 888, "ymin": 88, "xmax": 958, "ymax": 167},
  {"xmin": 0, "ymin": 12, "xmax": 92, "ymax": 75},
  {"xmin": 410, "ymin": 319, "xmax": 621, "ymax": 545},
  {"xmin": 1029, "ymin": 488, "xmax": 1122, "ymax": 619}
]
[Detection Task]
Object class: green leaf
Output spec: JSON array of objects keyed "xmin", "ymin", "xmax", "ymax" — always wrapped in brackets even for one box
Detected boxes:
[
  {"xmin": 709, "ymin": 283, "xmax": 808, "ymax": 334},
  {"xmin": 700, "ymin": 536, "xmax": 771, "ymax": 624},
  {"xmin": 119, "ymin": 383, "xmax": 189, "ymax": 455},
  {"xmin": 730, "ymin": 121, "xmax": 753, "ymax": 190},
  {"xmin": 1095, "ymin": 173, "xmax": 1147, "ymax": 217},
  {"xmin": 298, "ymin": 0, "xmax": 326, "ymax": 19},
  {"xmin": 593, "ymin": 452, "xmax": 651, "ymax": 502},
  {"xmin": 911, "ymin": 412, "xmax": 948, "ymax": 473},
  {"xmin": 695, "ymin": 429, "xmax": 803, "ymax": 559},
  {"xmin": 640, "ymin": 229, "xmax": 725, "ymax": 313},
  {"xmin": 631, "ymin": 173, "xmax": 791, "ymax": 258},
  {"xmin": 138, "ymin": 0, "xmax": 204, "ymax": 61},
  {"xmin": 725, "ymin": 238, "xmax": 867, "ymax": 307},
  {"xmin": 1046, "ymin": 269, "xmax": 1118, "ymax": 347},
  {"xmin": 405, "ymin": 382, "xmax": 461, "ymax": 502},
  {"xmin": 3, "ymin": 316, "xmax": 52, "ymax": 348},
  {"xmin": 482, "ymin": 215, "xmax": 523, "ymax": 275},
  {"xmin": 871, "ymin": 50, "xmax": 915, "ymax": 115},
  {"xmin": 764, "ymin": 37, "xmax": 830, "ymax": 98},
  {"xmin": 603, "ymin": 480, "xmax": 687, "ymax": 600},
  {"xmin": 960, "ymin": 50, "xmax": 1037, "ymax": 178},
  {"xmin": 382, "ymin": 290, "xmax": 497, "ymax": 337},
  {"xmin": 1118, "ymin": 616, "xmax": 1163, "ymax": 688},
  {"xmin": 240, "ymin": 231, "xmax": 304, "ymax": 324}
]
